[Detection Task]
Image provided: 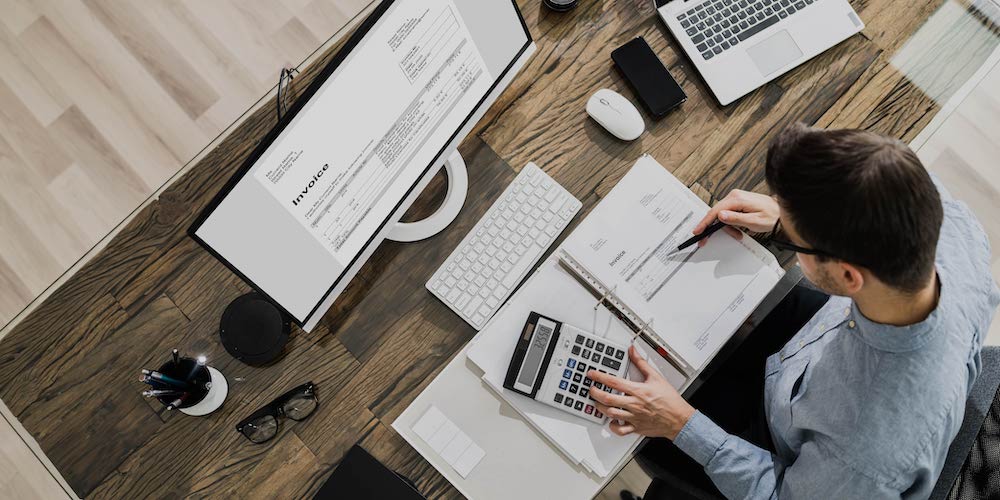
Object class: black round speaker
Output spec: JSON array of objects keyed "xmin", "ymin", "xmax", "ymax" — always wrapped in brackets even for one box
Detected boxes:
[
  {"xmin": 220, "ymin": 292, "xmax": 290, "ymax": 366},
  {"xmin": 543, "ymin": 0, "xmax": 578, "ymax": 12}
]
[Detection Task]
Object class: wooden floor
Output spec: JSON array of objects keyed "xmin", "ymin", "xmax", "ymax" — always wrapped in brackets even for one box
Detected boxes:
[
  {"xmin": 0, "ymin": 0, "xmax": 375, "ymax": 327},
  {"xmin": 0, "ymin": 0, "xmax": 997, "ymax": 498}
]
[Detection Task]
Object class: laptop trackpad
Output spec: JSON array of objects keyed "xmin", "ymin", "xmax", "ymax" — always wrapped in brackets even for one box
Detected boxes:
[{"xmin": 747, "ymin": 30, "xmax": 803, "ymax": 77}]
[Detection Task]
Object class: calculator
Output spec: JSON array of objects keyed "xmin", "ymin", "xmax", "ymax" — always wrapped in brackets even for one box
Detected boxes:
[{"xmin": 503, "ymin": 312, "xmax": 630, "ymax": 424}]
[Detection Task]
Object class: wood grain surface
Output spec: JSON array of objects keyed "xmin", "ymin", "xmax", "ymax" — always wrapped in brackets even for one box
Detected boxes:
[{"xmin": 0, "ymin": 0, "xmax": 996, "ymax": 498}]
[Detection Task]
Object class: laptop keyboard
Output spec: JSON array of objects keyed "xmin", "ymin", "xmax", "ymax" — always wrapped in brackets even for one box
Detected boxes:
[{"xmin": 678, "ymin": 0, "xmax": 818, "ymax": 60}]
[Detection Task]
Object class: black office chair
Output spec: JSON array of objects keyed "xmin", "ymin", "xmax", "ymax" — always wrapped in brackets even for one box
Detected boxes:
[{"xmin": 634, "ymin": 346, "xmax": 1000, "ymax": 500}]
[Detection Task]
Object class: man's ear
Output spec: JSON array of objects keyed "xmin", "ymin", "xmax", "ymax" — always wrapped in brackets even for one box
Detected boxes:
[{"xmin": 837, "ymin": 261, "xmax": 865, "ymax": 294}]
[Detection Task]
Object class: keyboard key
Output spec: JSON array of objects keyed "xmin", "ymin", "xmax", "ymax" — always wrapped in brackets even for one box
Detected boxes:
[
  {"xmin": 685, "ymin": 26, "xmax": 698, "ymax": 36},
  {"xmin": 786, "ymin": 5, "xmax": 795, "ymax": 13},
  {"xmin": 729, "ymin": 37, "xmax": 739, "ymax": 46},
  {"xmin": 573, "ymin": 373, "xmax": 583, "ymax": 383},
  {"xmin": 554, "ymin": 394, "xmax": 563, "ymax": 404},
  {"xmin": 697, "ymin": 42, "xmax": 708, "ymax": 52},
  {"xmin": 559, "ymin": 380, "xmax": 568, "ymax": 390},
  {"xmin": 681, "ymin": 19, "xmax": 691, "ymax": 28},
  {"xmin": 707, "ymin": 38, "xmax": 716, "ymax": 47},
  {"xmin": 721, "ymin": 41, "xmax": 730, "ymax": 50},
  {"xmin": 702, "ymin": 51, "xmax": 714, "ymax": 60},
  {"xmin": 570, "ymin": 384, "xmax": 579, "ymax": 394},
  {"xmin": 712, "ymin": 46, "xmax": 722, "ymax": 54},
  {"xmin": 737, "ymin": 14, "xmax": 778, "ymax": 41},
  {"xmin": 778, "ymin": 10, "xmax": 788, "ymax": 18},
  {"xmin": 714, "ymin": 34, "xmax": 723, "ymax": 43},
  {"xmin": 601, "ymin": 357, "xmax": 622, "ymax": 371},
  {"xmin": 794, "ymin": 0, "xmax": 804, "ymax": 7}
]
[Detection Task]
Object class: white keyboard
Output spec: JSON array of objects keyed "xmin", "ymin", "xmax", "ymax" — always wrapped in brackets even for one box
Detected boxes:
[{"xmin": 427, "ymin": 163, "xmax": 582, "ymax": 330}]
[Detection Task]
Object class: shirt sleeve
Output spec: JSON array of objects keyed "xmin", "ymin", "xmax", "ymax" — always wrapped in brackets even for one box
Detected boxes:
[{"xmin": 673, "ymin": 411, "xmax": 897, "ymax": 499}]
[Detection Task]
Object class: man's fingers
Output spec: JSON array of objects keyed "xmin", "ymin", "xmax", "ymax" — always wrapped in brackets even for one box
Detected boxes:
[
  {"xmin": 594, "ymin": 402, "xmax": 634, "ymax": 420},
  {"xmin": 589, "ymin": 386, "xmax": 637, "ymax": 409},
  {"xmin": 588, "ymin": 370, "xmax": 637, "ymax": 394},
  {"xmin": 609, "ymin": 421, "xmax": 635, "ymax": 436},
  {"xmin": 627, "ymin": 346, "xmax": 658, "ymax": 380}
]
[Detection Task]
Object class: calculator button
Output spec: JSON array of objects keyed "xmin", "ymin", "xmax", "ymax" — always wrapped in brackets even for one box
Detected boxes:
[
  {"xmin": 563, "ymin": 369, "xmax": 572, "ymax": 379},
  {"xmin": 595, "ymin": 410, "xmax": 603, "ymax": 418},
  {"xmin": 574, "ymin": 401, "xmax": 584, "ymax": 411},
  {"xmin": 585, "ymin": 338, "xmax": 595, "ymax": 348},
  {"xmin": 572, "ymin": 345, "xmax": 581, "ymax": 355},
  {"xmin": 585, "ymin": 405, "xmax": 594, "ymax": 415},
  {"xmin": 583, "ymin": 378, "xmax": 592, "ymax": 387},
  {"xmin": 572, "ymin": 373, "xmax": 583, "ymax": 383},
  {"xmin": 576, "ymin": 363, "xmax": 586, "ymax": 373},
  {"xmin": 570, "ymin": 384, "xmax": 579, "ymax": 394},
  {"xmin": 614, "ymin": 349, "xmax": 625, "ymax": 360},
  {"xmin": 596, "ymin": 342, "xmax": 605, "ymax": 352},
  {"xmin": 601, "ymin": 358, "xmax": 621, "ymax": 370},
  {"xmin": 559, "ymin": 380, "xmax": 568, "ymax": 390},
  {"xmin": 599, "ymin": 369, "xmax": 608, "ymax": 374},
  {"xmin": 605, "ymin": 345, "xmax": 615, "ymax": 355},
  {"xmin": 591, "ymin": 352, "xmax": 601, "ymax": 362},
  {"xmin": 583, "ymin": 349, "xmax": 591, "ymax": 358},
  {"xmin": 594, "ymin": 382, "xmax": 603, "ymax": 390},
  {"xmin": 554, "ymin": 394, "xmax": 563, "ymax": 404},
  {"xmin": 575, "ymin": 335, "xmax": 585, "ymax": 344},
  {"xmin": 564, "ymin": 397, "xmax": 574, "ymax": 407},
  {"xmin": 567, "ymin": 358, "xmax": 576, "ymax": 369},
  {"xmin": 580, "ymin": 388, "xmax": 589, "ymax": 398},
  {"xmin": 604, "ymin": 386, "xmax": 613, "ymax": 393}
]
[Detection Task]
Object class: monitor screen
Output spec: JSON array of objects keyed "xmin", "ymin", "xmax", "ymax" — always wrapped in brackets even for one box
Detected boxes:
[{"xmin": 190, "ymin": 0, "xmax": 531, "ymax": 326}]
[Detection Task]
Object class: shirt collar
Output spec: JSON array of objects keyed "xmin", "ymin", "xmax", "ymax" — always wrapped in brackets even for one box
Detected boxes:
[{"xmin": 848, "ymin": 270, "xmax": 944, "ymax": 353}]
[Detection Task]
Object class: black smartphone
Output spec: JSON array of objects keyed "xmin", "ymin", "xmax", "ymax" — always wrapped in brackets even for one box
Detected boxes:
[{"xmin": 611, "ymin": 37, "xmax": 687, "ymax": 117}]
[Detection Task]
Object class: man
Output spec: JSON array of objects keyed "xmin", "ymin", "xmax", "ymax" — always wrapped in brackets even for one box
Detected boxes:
[{"xmin": 587, "ymin": 123, "xmax": 1000, "ymax": 499}]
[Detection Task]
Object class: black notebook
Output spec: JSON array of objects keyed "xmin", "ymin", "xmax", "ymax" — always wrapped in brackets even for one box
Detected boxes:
[{"xmin": 314, "ymin": 445, "xmax": 425, "ymax": 500}]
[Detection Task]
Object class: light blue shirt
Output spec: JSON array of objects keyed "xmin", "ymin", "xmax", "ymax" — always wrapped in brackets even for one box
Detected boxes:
[{"xmin": 674, "ymin": 183, "xmax": 1000, "ymax": 499}]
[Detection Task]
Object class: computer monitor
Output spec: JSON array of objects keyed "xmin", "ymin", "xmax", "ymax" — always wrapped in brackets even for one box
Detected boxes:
[{"xmin": 189, "ymin": 0, "xmax": 535, "ymax": 332}]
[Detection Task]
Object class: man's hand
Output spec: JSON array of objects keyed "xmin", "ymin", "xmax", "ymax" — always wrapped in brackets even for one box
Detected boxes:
[
  {"xmin": 588, "ymin": 346, "xmax": 696, "ymax": 440},
  {"xmin": 691, "ymin": 189, "xmax": 780, "ymax": 247}
]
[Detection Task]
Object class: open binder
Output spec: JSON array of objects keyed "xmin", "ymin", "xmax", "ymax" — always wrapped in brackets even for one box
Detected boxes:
[{"xmin": 467, "ymin": 154, "xmax": 784, "ymax": 476}]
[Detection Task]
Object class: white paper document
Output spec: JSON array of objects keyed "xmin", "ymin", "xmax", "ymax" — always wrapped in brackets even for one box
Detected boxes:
[
  {"xmin": 413, "ymin": 405, "xmax": 486, "ymax": 478},
  {"xmin": 562, "ymin": 155, "xmax": 784, "ymax": 369},
  {"xmin": 252, "ymin": 0, "xmax": 491, "ymax": 265},
  {"xmin": 465, "ymin": 154, "xmax": 783, "ymax": 476}
]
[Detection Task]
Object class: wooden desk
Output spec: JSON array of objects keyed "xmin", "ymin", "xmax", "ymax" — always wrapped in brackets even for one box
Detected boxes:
[{"xmin": 0, "ymin": 1, "xmax": 991, "ymax": 497}]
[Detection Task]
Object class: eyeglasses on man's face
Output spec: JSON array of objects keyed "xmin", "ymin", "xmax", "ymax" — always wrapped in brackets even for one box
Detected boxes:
[{"xmin": 764, "ymin": 220, "xmax": 834, "ymax": 258}]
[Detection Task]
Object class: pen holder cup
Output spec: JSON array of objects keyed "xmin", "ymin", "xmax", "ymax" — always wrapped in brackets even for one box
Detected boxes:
[{"xmin": 156, "ymin": 358, "xmax": 228, "ymax": 416}]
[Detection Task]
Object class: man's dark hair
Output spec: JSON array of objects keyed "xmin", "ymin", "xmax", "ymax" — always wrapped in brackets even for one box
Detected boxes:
[{"xmin": 765, "ymin": 123, "xmax": 943, "ymax": 293}]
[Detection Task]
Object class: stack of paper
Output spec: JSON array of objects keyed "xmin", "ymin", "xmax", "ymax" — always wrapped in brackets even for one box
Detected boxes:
[{"xmin": 412, "ymin": 405, "xmax": 487, "ymax": 478}]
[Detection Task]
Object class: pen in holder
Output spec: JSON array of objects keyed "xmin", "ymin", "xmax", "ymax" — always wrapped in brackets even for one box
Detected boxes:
[{"xmin": 142, "ymin": 352, "xmax": 228, "ymax": 416}]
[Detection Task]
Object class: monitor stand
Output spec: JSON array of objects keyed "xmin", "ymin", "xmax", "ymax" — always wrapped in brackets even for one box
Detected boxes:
[{"xmin": 386, "ymin": 151, "xmax": 468, "ymax": 242}]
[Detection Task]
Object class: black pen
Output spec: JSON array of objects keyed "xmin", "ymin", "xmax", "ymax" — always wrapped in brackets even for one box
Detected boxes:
[{"xmin": 676, "ymin": 220, "xmax": 727, "ymax": 251}]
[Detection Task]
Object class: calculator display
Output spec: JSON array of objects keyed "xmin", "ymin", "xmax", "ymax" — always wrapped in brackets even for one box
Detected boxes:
[{"xmin": 517, "ymin": 322, "xmax": 554, "ymax": 387}]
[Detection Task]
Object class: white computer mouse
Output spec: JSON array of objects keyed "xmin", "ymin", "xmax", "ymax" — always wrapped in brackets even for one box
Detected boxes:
[{"xmin": 586, "ymin": 89, "xmax": 644, "ymax": 141}]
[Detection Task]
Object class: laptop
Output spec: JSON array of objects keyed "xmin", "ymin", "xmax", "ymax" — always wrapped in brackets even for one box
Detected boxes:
[{"xmin": 655, "ymin": 0, "xmax": 864, "ymax": 105}]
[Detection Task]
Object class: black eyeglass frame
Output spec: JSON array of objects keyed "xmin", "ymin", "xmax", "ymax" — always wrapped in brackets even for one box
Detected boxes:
[
  {"xmin": 236, "ymin": 382, "xmax": 317, "ymax": 443},
  {"xmin": 764, "ymin": 220, "xmax": 835, "ymax": 258}
]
